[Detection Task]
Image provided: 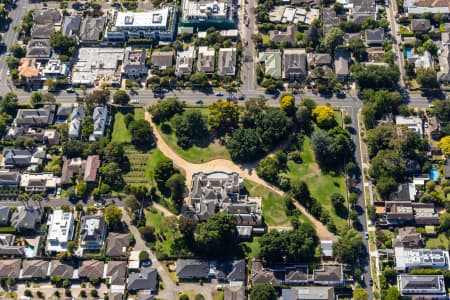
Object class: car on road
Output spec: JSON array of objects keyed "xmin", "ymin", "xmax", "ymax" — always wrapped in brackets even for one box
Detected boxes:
[
  {"xmin": 66, "ymin": 88, "xmax": 75, "ymax": 93},
  {"xmin": 5, "ymin": 52, "xmax": 10, "ymax": 57},
  {"xmin": 337, "ymin": 91, "xmax": 346, "ymax": 98},
  {"xmin": 94, "ymin": 203, "xmax": 102, "ymax": 209},
  {"xmin": 3, "ymin": 24, "xmax": 9, "ymax": 31},
  {"xmin": 141, "ymin": 259, "xmax": 152, "ymax": 267},
  {"xmin": 238, "ymin": 94, "xmax": 245, "ymax": 100},
  {"xmin": 365, "ymin": 232, "xmax": 369, "ymax": 240},
  {"xmin": 130, "ymin": 90, "xmax": 138, "ymax": 95},
  {"xmin": 131, "ymin": 99, "xmax": 139, "ymax": 104},
  {"xmin": 369, "ymin": 278, "xmax": 373, "ymax": 286},
  {"xmin": 215, "ymin": 92, "xmax": 224, "ymax": 96},
  {"xmin": 195, "ymin": 99, "xmax": 203, "ymax": 104},
  {"xmin": 6, "ymin": 69, "xmax": 10, "ymax": 76}
]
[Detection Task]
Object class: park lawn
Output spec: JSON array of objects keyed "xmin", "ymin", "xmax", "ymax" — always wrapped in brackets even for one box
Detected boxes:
[
  {"xmin": 156, "ymin": 107, "xmax": 230, "ymax": 163},
  {"xmin": 145, "ymin": 208, "xmax": 181, "ymax": 257},
  {"xmin": 243, "ymin": 180, "xmax": 290, "ymax": 227},
  {"xmin": 112, "ymin": 108, "xmax": 144, "ymax": 143},
  {"xmin": 286, "ymin": 136, "xmax": 348, "ymax": 232},
  {"xmin": 145, "ymin": 148, "xmax": 168, "ymax": 185},
  {"xmin": 425, "ymin": 233, "xmax": 449, "ymax": 250}
]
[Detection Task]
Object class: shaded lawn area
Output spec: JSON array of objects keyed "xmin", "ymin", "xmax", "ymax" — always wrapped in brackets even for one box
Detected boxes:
[
  {"xmin": 156, "ymin": 107, "xmax": 230, "ymax": 163},
  {"xmin": 285, "ymin": 136, "xmax": 348, "ymax": 232},
  {"xmin": 145, "ymin": 208, "xmax": 181, "ymax": 257},
  {"xmin": 241, "ymin": 236, "xmax": 261, "ymax": 259},
  {"xmin": 112, "ymin": 108, "xmax": 144, "ymax": 144},
  {"xmin": 426, "ymin": 233, "xmax": 449, "ymax": 250},
  {"xmin": 243, "ymin": 180, "xmax": 290, "ymax": 227},
  {"xmin": 145, "ymin": 148, "xmax": 178, "ymax": 213}
]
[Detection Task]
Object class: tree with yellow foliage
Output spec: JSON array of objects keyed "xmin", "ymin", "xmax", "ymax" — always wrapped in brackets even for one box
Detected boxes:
[
  {"xmin": 438, "ymin": 136, "xmax": 450, "ymax": 155},
  {"xmin": 279, "ymin": 93, "xmax": 295, "ymax": 114},
  {"xmin": 312, "ymin": 105, "xmax": 337, "ymax": 128},
  {"xmin": 208, "ymin": 100, "xmax": 240, "ymax": 135}
]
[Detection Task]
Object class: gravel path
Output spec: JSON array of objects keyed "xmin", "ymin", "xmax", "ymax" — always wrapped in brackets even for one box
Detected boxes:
[{"xmin": 146, "ymin": 112, "xmax": 337, "ymax": 241}]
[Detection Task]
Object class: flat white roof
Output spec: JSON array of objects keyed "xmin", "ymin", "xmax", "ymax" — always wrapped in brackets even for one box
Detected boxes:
[
  {"xmin": 114, "ymin": 7, "xmax": 170, "ymax": 28},
  {"xmin": 47, "ymin": 210, "xmax": 75, "ymax": 252}
]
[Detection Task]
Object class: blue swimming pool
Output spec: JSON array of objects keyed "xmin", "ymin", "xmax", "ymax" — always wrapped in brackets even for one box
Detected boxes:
[
  {"xmin": 430, "ymin": 168, "xmax": 439, "ymax": 181},
  {"xmin": 405, "ymin": 47, "xmax": 412, "ymax": 59},
  {"xmin": 25, "ymin": 245, "xmax": 34, "ymax": 258}
]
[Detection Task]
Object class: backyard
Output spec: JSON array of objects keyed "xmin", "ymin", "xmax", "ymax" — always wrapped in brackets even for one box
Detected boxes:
[
  {"xmin": 284, "ymin": 136, "xmax": 348, "ymax": 232},
  {"xmin": 425, "ymin": 233, "xmax": 449, "ymax": 250},
  {"xmin": 156, "ymin": 107, "xmax": 230, "ymax": 163}
]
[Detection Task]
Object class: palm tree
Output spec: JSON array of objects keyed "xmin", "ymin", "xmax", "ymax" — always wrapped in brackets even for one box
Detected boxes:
[
  {"xmin": 18, "ymin": 193, "xmax": 30, "ymax": 207},
  {"xmin": 31, "ymin": 194, "xmax": 44, "ymax": 211}
]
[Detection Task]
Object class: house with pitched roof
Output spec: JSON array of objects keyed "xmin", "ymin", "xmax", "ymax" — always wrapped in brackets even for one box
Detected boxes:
[
  {"xmin": 89, "ymin": 106, "xmax": 108, "ymax": 141},
  {"xmin": 176, "ymin": 259, "xmax": 209, "ymax": 280},
  {"xmin": 259, "ymin": 50, "xmax": 282, "ymax": 79},
  {"xmin": 106, "ymin": 232, "xmax": 130, "ymax": 257},
  {"xmin": 49, "ymin": 260, "xmax": 75, "ymax": 279},
  {"xmin": 128, "ymin": 267, "xmax": 158, "ymax": 292},
  {"xmin": 21, "ymin": 260, "xmax": 50, "ymax": 279},
  {"xmin": 283, "ymin": 48, "xmax": 307, "ymax": 81},
  {"xmin": 10, "ymin": 206, "xmax": 41, "ymax": 231},
  {"xmin": 218, "ymin": 48, "xmax": 237, "ymax": 77},
  {"xmin": 79, "ymin": 215, "xmax": 107, "ymax": 250}
]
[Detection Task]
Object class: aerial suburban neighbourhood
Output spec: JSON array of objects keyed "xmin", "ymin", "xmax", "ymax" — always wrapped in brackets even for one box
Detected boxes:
[{"xmin": 0, "ymin": 0, "xmax": 447, "ymax": 298}]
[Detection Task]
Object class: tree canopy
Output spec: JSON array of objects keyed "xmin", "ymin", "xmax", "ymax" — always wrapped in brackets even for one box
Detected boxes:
[
  {"xmin": 249, "ymin": 285, "xmax": 278, "ymax": 300},
  {"xmin": 258, "ymin": 222, "xmax": 318, "ymax": 264},
  {"xmin": 333, "ymin": 229, "xmax": 363, "ymax": 264},
  {"xmin": 150, "ymin": 98, "xmax": 185, "ymax": 124},
  {"xmin": 104, "ymin": 205, "xmax": 123, "ymax": 231},
  {"xmin": 128, "ymin": 119, "xmax": 154, "ymax": 147},
  {"xmin": 113, "ymin": 90, "xmax": 131, "ymax": 105},
  {"xmin": 352, "ymin": 64, "xmax": 400, "ymax": 90},
  {"xmin": 312, "ymin": 105, "xmax": 337, "ymax": 128},
  {"xmin": 172, "ymin": 110, "xmax": 208, "ymax": 148},
  {"xmin": 194, "ymin": 213, "xmax": 238, "ymax": 257},
  {"xmin": 208, "ymin": 100, "xmax": 240, "ymax": 136}
]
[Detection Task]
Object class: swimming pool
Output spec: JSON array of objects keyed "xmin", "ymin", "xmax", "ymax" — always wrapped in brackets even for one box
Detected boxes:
[
  {"xmin": 405, "ymin": 47, "xmax": 412, "ymax": 59},
  {"xmin": 25, "ymin": 245, "xmax": 34, "ymax": 258},
  {"xmin": 430, "ymin": 168, "xmax": 439, "ymax": 181}
]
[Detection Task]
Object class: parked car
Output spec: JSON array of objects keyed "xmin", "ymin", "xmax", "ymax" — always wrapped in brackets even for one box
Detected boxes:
[
  {"xmin": 131, "ymin": 99, "xmax": 139, "ymax": 104},
  {"xmin": 215, "ymin": 92, "xmax": 224, "ymax": 96},
  {"xmin": 66, "ymin": 88, "xmax": 75, "ymax": 93},
  {"xmin": 238, "ymin": 94, "xmax": 245, "ymax": 100},
  {"xmin": 5, "ymin": 52, "xmax": 10, "ymax": 57},
  {"xmin": 195, "ymin": 99, "xmax": 203, "ymax": 104},
  {"xmin": 94, "ymin": 203, "xmax": 102, "ymax": 208},
  {"xmin": 365, "ymin": 232, "xmax": 369, "ymax": 240},
  {"xmin": 141, "ymin": 259, "xmax": 152, "ymax": 267},
  {"xmin": 369, "ymin": 278, "xmax": 373, "ymax": 286},
  {"xmin": 6, "ymin": 69, "xmax": 10, "ymax": 76}
]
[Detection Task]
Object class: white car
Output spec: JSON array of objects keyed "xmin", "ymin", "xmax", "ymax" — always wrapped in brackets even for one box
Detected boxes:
[
  {"xmin": 131, "ymin": 99, "xmax": 139, "ymax": 104},
  {"xmin": 6, "ymin": 69, "xmax": 10, "ymax": 76},
  {"xmin": 94, "ymin": 203, "xmax": 102, "ymax": 209}
]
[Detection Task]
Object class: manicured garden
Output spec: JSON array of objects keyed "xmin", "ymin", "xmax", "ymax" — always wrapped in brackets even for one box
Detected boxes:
[{"xmin": 156, "ymin": 107, "xmax": 230, "ymax": 163}]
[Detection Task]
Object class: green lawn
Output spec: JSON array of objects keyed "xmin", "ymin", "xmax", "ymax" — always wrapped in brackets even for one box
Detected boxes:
[
  {"xmin": 285, "ymin": 136, "xmax": 348, "ymax": 232},
  {"xmin": 426, "ymin": 233, "xmax": 449, "ymax": 250},
  {"xmin": 112, "ymin": 108, "xmax": 144, "ymax": 143},
  {"xmin": 243, "ymin": 180, "xmax": 290, "ymax": 227},
  {"xmin": 156, "ymin": 108, "xmax": 230, "ymax": 163},
  {"xmin": 241, "ymin": 236, "xmax": 261, "ymax": 259},
  {"xmin": 145, "ymin": 208, "xmax": 181, "ymax": 257}
]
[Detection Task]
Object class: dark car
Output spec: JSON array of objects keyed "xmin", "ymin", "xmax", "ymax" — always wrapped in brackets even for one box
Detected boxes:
[
  {"xmin": 195, "ymin": 99, "xmax": 203, "ymax": 104},
  {"xmin": 369, "ymin": 278, "xmax": 373, "ymax": 286},
  {"xmin": 130, "ymin": 90, "xmax": 138, "ymax": 95},
  {"xmin": 238, "ymin": 94, "xmax": 245, "ymax": 100}
]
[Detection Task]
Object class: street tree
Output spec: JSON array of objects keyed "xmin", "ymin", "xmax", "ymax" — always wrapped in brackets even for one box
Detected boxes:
[
  {"xmin": 113, "ymin": 90, "xmax": 131, "ymax": 105},
  {"xmin": 104, "ymin": 205, "xmax": 123, "ymax": 231},
  {"xmin": 333, "ymin": 229, "xmax": 363, "ymax": 264}
]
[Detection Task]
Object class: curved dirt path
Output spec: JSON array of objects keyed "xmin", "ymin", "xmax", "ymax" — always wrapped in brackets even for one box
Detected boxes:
[{"xmin": 145, "ymin": 112, "xmax": 337, "ymax": 241}]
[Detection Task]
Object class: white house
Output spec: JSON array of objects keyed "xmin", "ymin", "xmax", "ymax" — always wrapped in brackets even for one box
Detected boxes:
[{"xmin": 46, "ymin": 210, "xmax": 75, "ymax": 253}]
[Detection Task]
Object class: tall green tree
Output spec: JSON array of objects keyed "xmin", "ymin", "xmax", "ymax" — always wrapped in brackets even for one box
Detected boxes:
[
  {"xmin": 195, "ymin": 213, "xmax": 237, "ymax": 257},
  {"xmin": 250, "ymin": 285, "xmax": 278, "ymax": 300},
  {"xmin": 333, "ymin": 229, "xmax": 363, "ymax": 264}
]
